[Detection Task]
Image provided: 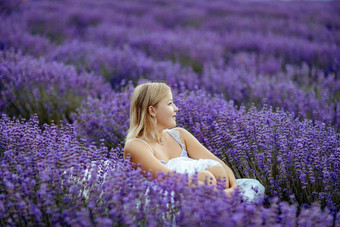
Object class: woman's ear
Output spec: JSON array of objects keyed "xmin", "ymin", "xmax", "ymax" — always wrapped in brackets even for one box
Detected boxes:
[{"xmin": 148, "ymin": 105, "xmax": 156, "ymax": 117}]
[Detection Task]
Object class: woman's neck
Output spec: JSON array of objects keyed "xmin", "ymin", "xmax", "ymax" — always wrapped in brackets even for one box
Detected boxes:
[{"xmin": 145, "ymin": 127, "xmax": 167, "ymax": 145}]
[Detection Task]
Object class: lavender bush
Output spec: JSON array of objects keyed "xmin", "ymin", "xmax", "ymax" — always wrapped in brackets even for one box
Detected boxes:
[
  {"xmin": 0, "ymin": 0, "xmax": 25, "ymax": 14},
  {"xmin": 201, "ymin": 64, "xmax": 339, "ymax": 128},
  {"xmin": 0, "ymin": 17, "xmax": 54, "ymax": 57},
  {"xmin": 0, "ymin": 50, "xmax": 112, "ymax": 124},
  {"xmin": 71, "ymin": 85, "xmax": 133, "ymax": 152},
  {"xmin": 0, "ymin": 114, "xmax": 121, "ymax": 225},
  {"xmin": 47, "ymin": 40, "xmax": 198, "ymax": 90},
  {"xmin": 84, "ymin": 23, "xmax": 223, "ymax": 70},
  {"xmin": 1, "ymin": 114, "xmax": 339, "ymax": 226}
]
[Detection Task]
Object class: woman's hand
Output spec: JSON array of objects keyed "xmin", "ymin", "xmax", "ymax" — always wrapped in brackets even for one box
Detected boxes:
[
  {"xmin": 224, "ymin": 187, "xmax": 239, "ymax": 199},
  {"xmin": 187, "ymin": 176, "xmax": 205, "ymax": 187}
]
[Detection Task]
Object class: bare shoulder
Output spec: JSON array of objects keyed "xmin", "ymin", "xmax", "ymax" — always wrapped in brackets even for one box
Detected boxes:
[
  {"xmin": 171, "ymin": 127, "xmax": 192, "ymax": 138},
  {"xmin": 123, "ymin": 139, "xmax": 153, "ymax": 160}
]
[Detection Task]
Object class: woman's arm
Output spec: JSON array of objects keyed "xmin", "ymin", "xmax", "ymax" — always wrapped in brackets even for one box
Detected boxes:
[
  {"xmin": 173, "ymin": 127, "xmax": 237, "ymax": 189},
  {"xmin": 124, "ymin": 139, "xmax": 205, "ymax": 186}
]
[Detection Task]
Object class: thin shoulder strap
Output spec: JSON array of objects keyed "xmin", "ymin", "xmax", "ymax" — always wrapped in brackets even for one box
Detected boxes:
[
  {"xmin": 128, "ymin": 138, "xmax": 155, "ymax": 155},
  {"xmin": 166, "ymin": 129, "xmax": 184, "ymax": 148}
]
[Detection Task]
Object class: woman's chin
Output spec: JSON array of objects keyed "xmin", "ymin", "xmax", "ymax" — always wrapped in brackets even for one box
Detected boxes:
[
  {"xmin": 163, "ymin": 119, "xmax": 176, "ymax": 128},
  {"xmin": 170, "ymin": 122, "xmax": 176, "ymax": 128}
]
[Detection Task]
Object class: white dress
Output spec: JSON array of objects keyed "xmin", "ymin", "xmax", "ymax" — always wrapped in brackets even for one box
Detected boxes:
[
  {"xmin": 165, "ymin": 157, "xmax": 265, "ymax": 202},
  {"xmin": 131, "ymin": 129, "xmax": 265, "ymax": 202}
]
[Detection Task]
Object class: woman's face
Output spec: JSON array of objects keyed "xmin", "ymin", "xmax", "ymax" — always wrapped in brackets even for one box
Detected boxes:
[{"xmin": 153, "ymin": 90, "xmax": 178, "ymax": 129}]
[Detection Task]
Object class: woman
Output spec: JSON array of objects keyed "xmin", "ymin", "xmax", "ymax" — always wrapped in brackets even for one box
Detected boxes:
[{"xmin": 124, "ymin": 82, "xmax": 264, "ymax": 201}]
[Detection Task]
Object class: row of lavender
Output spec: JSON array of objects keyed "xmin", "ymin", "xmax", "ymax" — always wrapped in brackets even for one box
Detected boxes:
[
  {"xmin": 1, "ymin": 44, "xmax": 338, "ymax": 129},
  {"xmin": 1, "ymin": 0, "xmax": 339, "ymax": 129}
]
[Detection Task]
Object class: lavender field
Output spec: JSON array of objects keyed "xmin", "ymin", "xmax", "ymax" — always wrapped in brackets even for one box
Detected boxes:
[{"xmin": 1, "ymin": 0, "xmax": 340, "ymax": 226}]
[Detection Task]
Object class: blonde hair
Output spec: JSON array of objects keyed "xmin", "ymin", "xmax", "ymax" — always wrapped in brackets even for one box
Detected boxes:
[{"xmin": 125, "ymin": 82, "xmax": 171, "ymax": 142}]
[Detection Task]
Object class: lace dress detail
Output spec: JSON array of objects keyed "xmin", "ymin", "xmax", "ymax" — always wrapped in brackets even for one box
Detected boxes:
[{"xmin": 160, "ymin": 129, "xmax": 188, "ymax": 163}]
